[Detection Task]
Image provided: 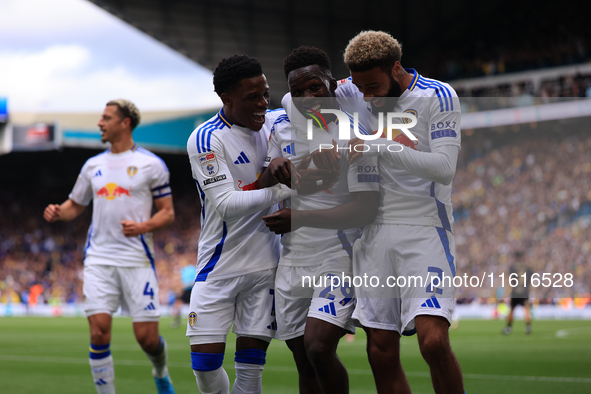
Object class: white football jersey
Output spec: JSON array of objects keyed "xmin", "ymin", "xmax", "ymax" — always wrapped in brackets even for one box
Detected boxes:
[
  {"xmin": 265, "ymin": 97, "xmax": 379, "ymax": 266},
  {"xmin": 187, "ymin": 109, "xmax": 285, "ymax": 281},
  {"xmin": 336, "ymin": 69, "xmax": 461, "ymax": 230},
  {"xmin": 69, "ymin": 145, "xmax": 171, "ymax": 268}
]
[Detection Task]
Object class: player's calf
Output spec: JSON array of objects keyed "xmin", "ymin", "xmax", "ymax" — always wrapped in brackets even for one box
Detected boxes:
[
  {"xmin": 139, "ymin": 335, "xmax": 176, "ymax": 393},
  {"xmin": 303, "ymin": 318, "xmax": 350, "ymax": 394},
  {"xmin": 191, "ymin": 351, "xmax": 230, "ymax": 394},
  {"xmin": 416, "ymin": 316, "xmax": 464, "ymax": 394},
  {"xmin": 366, "ymin": 328, "xmax": 411, "ymax": 394},
  {"xmin": 89, "ymin": 343, "xmax": 115, "ymax": 394}
]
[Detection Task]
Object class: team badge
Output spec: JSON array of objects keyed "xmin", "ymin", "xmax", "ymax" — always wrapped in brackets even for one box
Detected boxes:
[
  {"xmin": 199, "ymin": 152, "xmax": 219, "ymax": 177},
  {"xmin": 127, "ymin": 166, "xmax": 138, "ymax": 177},
  {"xmin": 188, "ymin": 312, "xmax": 197, "ymax": 327},
  {"xmin": 403, "ymin": 109, "xmax": 418, "ymax": 124}
]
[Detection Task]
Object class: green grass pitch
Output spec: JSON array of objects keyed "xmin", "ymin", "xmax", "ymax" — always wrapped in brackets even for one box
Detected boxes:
[{"xmin": 1, "ymin": 317, "xmax": 590, "ymax": 393}]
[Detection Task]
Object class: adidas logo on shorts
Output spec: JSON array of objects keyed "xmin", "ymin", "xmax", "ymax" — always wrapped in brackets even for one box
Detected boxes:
[{"xmin": 421, "ymin": 296, "xmax": 441, "ymax": 309}]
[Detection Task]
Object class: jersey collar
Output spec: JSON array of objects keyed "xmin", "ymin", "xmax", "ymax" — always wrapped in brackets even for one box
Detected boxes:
[
  {"xmin": 219, "ymin": 108, "xmax": 233, "ymax": 128},
  {"xmin": 405, "ymin": 68, "xmax": 419, "ymax": 92}
]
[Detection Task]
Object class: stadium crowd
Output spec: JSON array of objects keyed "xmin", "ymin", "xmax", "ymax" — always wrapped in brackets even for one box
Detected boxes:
[
  {"xmin": 1, "ymin": 133, "xmax": 591, "ymax": 310},
  {"xmin": 456, "ymin": 72, "xmax": 591, "ymax": 113},
  {"xmin": 0, "ymin": 191, "xmax": 201, "ymax": 309},
  {"xmin": 454, "ymin": 131, "xmax": 591, "ymax": 300},
  {"xmin": 434, "ymin": 37, "xmax": 590, "ymax": 80}
]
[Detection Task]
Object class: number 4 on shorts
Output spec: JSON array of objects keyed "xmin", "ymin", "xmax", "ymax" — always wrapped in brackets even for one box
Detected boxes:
[{"xmin": 144, "ymin": 282, "xmax": 154, "ymax": 299}]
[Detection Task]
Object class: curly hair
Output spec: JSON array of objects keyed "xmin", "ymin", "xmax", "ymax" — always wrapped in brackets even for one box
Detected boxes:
[
  {"xmin": 106, "ymin": 99, "xmax": 141, "ymax": 130},
  {"xmin": 283, "ymin": 46, "xmax": 332, "ymax": 79},
  {"xmin": 213, "ymin": 55, "xmax": 263, "ymax": 97},
  {"xmin": 343, "ymin": 31, "xmax": 402, "ymax": 73}
]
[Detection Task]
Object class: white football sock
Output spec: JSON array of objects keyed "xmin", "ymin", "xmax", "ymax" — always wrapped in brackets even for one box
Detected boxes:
[
  {"xmin": 231, "ymin": 362, "xmax": 264, "ymax": 394},
  {"xmin": 89, "ymin": 355, "xmax": 116, "ymax": 394},
  {"xmin": 145, "ymin": 336, "xmax": 168, "ymax": 378},
  {"xmin": 194, "ymin": 367, "xmax": 230, "ymax": 394}
]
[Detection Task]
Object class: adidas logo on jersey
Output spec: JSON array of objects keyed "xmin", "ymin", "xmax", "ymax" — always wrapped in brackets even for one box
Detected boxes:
[
  {"xmin": 283, "ymin": 142, "xmax": 296, "ymax": 156},
  {"xmin": 421, "ymin": 296, "xmax": 441, "ymax": 309},
  {"xmin": 93, "ymin": 169, "xmax": 102, "ymax": 178},
  {"xmin": 144, "ymin": 302, "xmax": 156, "ymax": 311},
  {"xmin": 319, "ymin": 302, "xmax": 337, "ymax": 316},
  {"xmin": 234, "ymin": 152, "xmax": 251, "ymax": 164}
]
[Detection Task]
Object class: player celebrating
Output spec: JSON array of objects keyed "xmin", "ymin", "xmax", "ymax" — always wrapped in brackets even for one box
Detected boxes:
[
  {"xmin": 186, "ymin": 55, "xmax": 291, "ymax": 394},
  {"xmin": 43, "ymin": 99, "xmax": 176, "ymax": 394},
  {"xmin": 341, "ymin": 31, "xmax": 465, "ymax": 394},
  {"xmin": 260, "ymin": 46, "xmax": 380, "ymax": 394}
]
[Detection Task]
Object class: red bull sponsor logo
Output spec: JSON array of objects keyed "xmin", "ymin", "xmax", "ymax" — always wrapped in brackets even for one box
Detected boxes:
[
  {"xmin": 238, "ymin": 179, "xmax": 260, "ymax": 191},
  {"xmin": 237, "ymin": 172, "xmax": 261, "ymax": 191},
  {"xmin": 378, "ymin": 128, "xmax": 419, "ymax": 150},
  {"xmin": 96, "ymin": 182, "xmax": 132, "ymax": 200}
]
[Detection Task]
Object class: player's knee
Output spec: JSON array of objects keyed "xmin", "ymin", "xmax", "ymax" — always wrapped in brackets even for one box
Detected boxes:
[
  {"xmin": 367, "ymin": 331, "xmax": 398, "ymax": 357},
  {"xmin": 367, "ymin": 342, "xmax": 401, "ymax": 368},
  {"xmin": 137, "ymin": 333, "xmax": 160, "ymax": 353},
  {"xmin": 90, "ymin": 328, "xmax": 110, "ymax": 345},
  {"xmin": 304, "ymin": 337, "xmax": 334, "ymax": 366},
  {"xmin": 418, "ymin": 333, "xmax": 449, "ymax": 363}
]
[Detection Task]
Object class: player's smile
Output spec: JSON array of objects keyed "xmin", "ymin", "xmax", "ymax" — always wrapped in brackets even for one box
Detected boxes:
[
  {"xmin": 225, "ymin": 74, "xmax": 270, "ymax": 131},
  {"xmin": 351, "ymin": 66, "xmax": 402, "ymax": 110},
  {"xmin": 288, "ymin": 65, "xmax": 337, "ymax": 121},
  {"xmin": 252, "ymin": 110, "xmax": 266, "ymax": 125}
]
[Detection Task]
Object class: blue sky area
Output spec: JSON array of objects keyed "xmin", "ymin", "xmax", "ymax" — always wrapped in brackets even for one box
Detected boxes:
[{"xmin": 0, "ymin": 0, "xmax": 220, "ymax": 112}]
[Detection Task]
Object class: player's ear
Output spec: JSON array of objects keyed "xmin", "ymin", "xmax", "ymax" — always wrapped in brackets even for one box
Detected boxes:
[
  {"xmin": 121, "ymin": 116, "xmax": 132, "ymax": 130},
  {"xmin": 220, "ymin": 92, "xmax": 232, "ymax": 108},
  {"xmin": 329, "ymin": 77, "xmax": 338, "ymax": 92},
  {"xmin": 392, "ymin": 61, "xmax": 402, "ymax": 79}
]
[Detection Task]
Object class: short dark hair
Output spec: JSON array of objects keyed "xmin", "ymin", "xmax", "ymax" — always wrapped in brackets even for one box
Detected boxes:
[
  {"xmin": 106, "ymin": 99, "xmax": 141, "ymax": 130},
  {"xmin": 514, "ymin": 251, "xmax": 525, "ymax": 259},
  {"xmin": 213, "ymin": 55, "xmax": 263, "ymax": 96},
  {"xmin": 283, "ymin": 46, "xmax": 332, "ymax": 79},
  {"xmin": 344, "ymin": 31, "xmax": 402, "ymax": 73}
]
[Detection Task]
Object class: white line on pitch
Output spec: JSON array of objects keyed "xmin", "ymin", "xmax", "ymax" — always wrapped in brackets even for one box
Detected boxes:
[{"xmin": 0, "ymin": 354, "xmax": 590, "ymax": 383}]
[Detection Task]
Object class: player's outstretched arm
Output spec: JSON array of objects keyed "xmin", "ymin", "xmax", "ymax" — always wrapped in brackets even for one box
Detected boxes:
[
  {"xmin": 43, "ymin": 199, "xmax": 86, "ymax": 222},
  {"xmin": 349, "ymin": 138, "xmax": 459, "ymax": 186},
  {"xmin": 263, "ymin": 191, "xmax": 379, "ymax": 234},
  {"xmin": 121, "ymin": 196, "xmax": 174, "ymax": 237}
]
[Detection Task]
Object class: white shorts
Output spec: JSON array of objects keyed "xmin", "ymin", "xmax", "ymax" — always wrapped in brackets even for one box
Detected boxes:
[
  {"xmin": 186, "ymin": 268, "xmax": 277, "ymax": 344},
  {"xmin": 83, "ymin": 264, "xmax": 160, "ymax": 322},
  {"xmin": 352, "ymin": 224, "xmax": 456, "ymax": 335},
  {"xmin": 275, "ymin": 251, "xmax": 356, "ymax": 341}
]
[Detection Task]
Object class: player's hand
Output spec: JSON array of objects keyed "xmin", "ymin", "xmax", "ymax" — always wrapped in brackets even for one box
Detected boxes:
[
  {"xmin": 268, "ymin": 157, "xmax": 300, "ymax": 189},
  {"xmin": 262, "ymin": 208, "xmax": 297, "ymax": 234},
  {"xmin": 296, "ymin": 155, "xmax": 339, "ymax": 196},
  {"xmin": 43, "ymin": 204, "xmax": 62, "ymax": 222},
  {"xmin": 121, "ymin": 220, "xmax": 146, "ymax": 237},
  {"xmin": 348, "ymin": 137, "xmax": 365, "ymax": 164},
  {"xmin": 311, "ymin": 139, "xmax": 341, "ymax": 173}
]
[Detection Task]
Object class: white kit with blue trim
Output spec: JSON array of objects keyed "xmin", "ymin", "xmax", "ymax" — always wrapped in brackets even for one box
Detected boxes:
[
  {"xmin": 69, "ymin": 145, "xmax": 170, "ymax": 268},
  {"xmin": 336, "ymin": 70, "xmax": 461, "ymax": 230},
  {"xmin": 187, "ymin": 109, "xmax": 288, "ymax": 281},
  {"xmin": 266, "ymin": 95, "xmax": 380, "ymax": 265}
]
